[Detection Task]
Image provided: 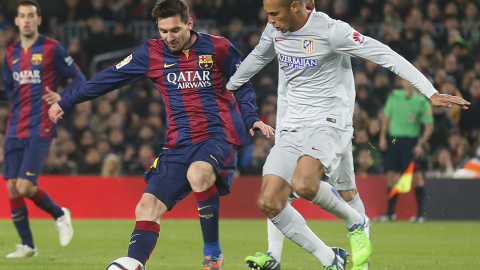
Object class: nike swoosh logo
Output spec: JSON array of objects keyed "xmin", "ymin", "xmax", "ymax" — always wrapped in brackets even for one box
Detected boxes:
[
  {"xmin": 337, "ymin": 180, "xmax": 347, "ymax": 184},
  {"xmin": 130, "ymin": 234, "xmax": 141, "ymax": 239},
  {"xmin": 12, "ymin": 212, "xmax": 23, "ymax": 218},
  {"xmin": 198, "ymin": 205, "xmax": 212, "ymax": 211},
  {"xmin": 163, "ymin": 62, "xmax": 177, "ymax": 68},
  {"xmin": 311, "ymin": 147, "xmax": 324, "ymax": 152},
  {"xmin": 13, "ymin": 58, "xmax": 19, "ymax": 64},
  {"xmin": 275, "ymin": 38, "xmax": 283, "ymax": 42},
  {"xmin": 26, "ymin": 171, "xmax": 36, "ymax": 176},
  {"xmin": 210, "ymin": 155, "xmax": 219, "ymax": 165}
]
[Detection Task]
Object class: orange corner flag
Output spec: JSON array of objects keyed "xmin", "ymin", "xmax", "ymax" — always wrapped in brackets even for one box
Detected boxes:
[{"xmin": 388, "ymin": 161, "xmax": 415, "ymax": 199}]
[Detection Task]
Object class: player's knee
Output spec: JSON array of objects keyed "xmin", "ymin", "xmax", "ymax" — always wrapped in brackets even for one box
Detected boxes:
[
  {"xmin": 338, "ymin": 189, "xmax": 357, "ymax": 202},
  {"xmin": 257, "ymin": 193, "xmax": 282, "ymax": 218},
  {"xmin": 291, "ymin": 177, "xmax": 317, "ymax": 200},
  {"xmin": 15, "ymin": 180, "xmax": 35, "ymax": 197},
  {"xmin": 6, "ymin": 180, "xmax": 20, "ymax": 197},
  {"xmin": 135, "ymin": 197, "xmax": 165, "ymax": 222},
  {"xmin": 187, "ymin": 162, "xmax": 216, "ymax": 191}
]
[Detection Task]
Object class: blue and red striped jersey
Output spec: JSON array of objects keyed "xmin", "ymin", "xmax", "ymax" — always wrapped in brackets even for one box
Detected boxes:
[
  {"xmin": 2, "ymin": 34, "xmax": 85, "ymax": 138},
  {"xmin": 59, "ymin": 31, "xmax": 259, "ymax": 148}
]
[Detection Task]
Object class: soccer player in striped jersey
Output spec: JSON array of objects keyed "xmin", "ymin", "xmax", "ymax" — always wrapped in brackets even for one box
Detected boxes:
[
  {"xmin": 48, "ymin": 0, "xmax": 273, "ymax": 269},
  {"xmin": 1, "ymin": 0, "xmax": 84, "ymax": 258},
  {"xmin": 228, "ymin": 0, "xmax": 469, "ymax": 269}
]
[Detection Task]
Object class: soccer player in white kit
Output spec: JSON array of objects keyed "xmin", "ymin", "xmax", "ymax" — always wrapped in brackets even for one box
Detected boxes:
[{"xmin": 227, "ymin": 0, "xmax": 469, "ymax": 269}]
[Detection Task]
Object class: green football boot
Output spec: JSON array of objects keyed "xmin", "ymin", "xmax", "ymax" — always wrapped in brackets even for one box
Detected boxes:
[
  {"xmin": 245, "ymin": 252, "xmax": 280, "ymax": 270},
  {"xmin": 348, "ymin": 223, "xmax": 372, "ymax": 266}
]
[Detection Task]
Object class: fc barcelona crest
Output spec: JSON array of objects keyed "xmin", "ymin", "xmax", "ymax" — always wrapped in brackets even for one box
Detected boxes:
[
  {"xmin": 198, "ymin": 55, "xmax": 213, "ymax": 69},
  {"xmin": 302, "ymin": 39, "xmax": 315, "ymax": 54},
  {"xmin": 31, "ymin": 53, "xmax": 43, "ymax": 65}
]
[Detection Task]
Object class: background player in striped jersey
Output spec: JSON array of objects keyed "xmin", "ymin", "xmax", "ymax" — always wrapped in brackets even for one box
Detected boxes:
[
  {"xmin": 228, "ymin": 0, "xmax": 469, "ymax": 269},
  {"xmin": 1, "ymin": 0, "xmax": 83, "ymax": 258},
  {"xmin": 48, "ymin": 0, "xmax": 273, "ymax": 269}
]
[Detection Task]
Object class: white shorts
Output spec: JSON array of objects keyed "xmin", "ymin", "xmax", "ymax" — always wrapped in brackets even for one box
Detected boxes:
[{"xmin": 263, "ymin": 125, "xmax": 356, "ymax": 191}]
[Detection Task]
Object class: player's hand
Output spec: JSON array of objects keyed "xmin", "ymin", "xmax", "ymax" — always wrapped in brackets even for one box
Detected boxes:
[
  {"xmin": 249, "ymin": 120, "xmax": 275, "ymax": 138},
  {"xmin": 412, "ymin": 143, "xmax": 424, "ymax": 158},
  {"xmin": 48, "ymin": 103, "xmax": 65, "ymax": 124},
  {"xmin": 430, "ymin": 93, "xmax": 470, "ymax": 109},
  {"xmin": 42, "ymin": 86, "xmax": 61, "ymax": 105},
  {"xmin": 379, "ymin": 136, "xmax": 387, "ymax": 151}
]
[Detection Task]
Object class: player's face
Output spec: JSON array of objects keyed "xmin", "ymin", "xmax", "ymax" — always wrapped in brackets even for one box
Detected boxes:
[
  {"xmin": 264, "ymin": 0, "xmax": 296, "ymax": 33},
  {"xmin": 15, "ymin": 5, "xmax": 41, "ymax": 39},
  {"xmin": 157, "ymin": 15, "xmax": 193, "ymax": 52}
]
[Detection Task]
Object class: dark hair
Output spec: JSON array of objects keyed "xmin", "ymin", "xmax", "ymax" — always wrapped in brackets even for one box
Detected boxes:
[
  {"xmin": 280, "ymin": 0, "xmax": 305, "ymax": 8},
  {"xmin": 151, "ymin": 0, "xmax": 190, "ymax": 24},
  {"xmin": 17, "ymin": 0, "xmax": 41, "ymax": 17}
]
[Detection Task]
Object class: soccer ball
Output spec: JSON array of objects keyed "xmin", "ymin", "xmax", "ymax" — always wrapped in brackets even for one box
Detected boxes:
[{"xmin": 106, "ymin": 257, "xmax": 144, "ymax": 270}]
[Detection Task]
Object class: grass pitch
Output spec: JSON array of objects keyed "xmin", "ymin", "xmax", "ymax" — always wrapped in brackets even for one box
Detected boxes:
[{"xmin": 0, "ymin": 219, "xmax": 478, "ymax": 269}]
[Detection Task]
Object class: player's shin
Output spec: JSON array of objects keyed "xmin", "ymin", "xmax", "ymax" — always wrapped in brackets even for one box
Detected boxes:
[
  {"xmin": 271, "ymin": 204, "xmax": 336, "ymax": 266},
  {"xmin": 311, "ymin": 182, "xmax": 364, "ymax": 228},
  {"xmin": 127, "ymin": 221, "xmax": 160, "ymax": 266},
  {"xmin": 194, "ymin": 185, "xmax": 221, "ymax": 258}
]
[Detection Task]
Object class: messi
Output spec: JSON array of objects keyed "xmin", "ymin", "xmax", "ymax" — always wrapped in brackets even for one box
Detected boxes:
[{"xmin": 166, "ymin": 70, "xmax": 212, "ymax": 89}]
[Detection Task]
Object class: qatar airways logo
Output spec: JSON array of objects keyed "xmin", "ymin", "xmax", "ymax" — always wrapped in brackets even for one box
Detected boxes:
[
  {"xmin": 166, "ymin": 70, "xmax": 212, "ymax": 89},
  {"xmin": 13, "ymin": 70, "xmax": 41, "ymax": 84},
  {"xmin": 278, "ymin": 54, "xmax": 318, "ymax": 69}
]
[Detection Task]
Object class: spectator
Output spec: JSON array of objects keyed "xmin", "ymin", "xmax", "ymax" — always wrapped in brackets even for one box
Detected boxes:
[
  {"xmin": 90, "ymin": 99, "xmax": 112, "ymax": 135},
  {"xmin": 77, "ymin": 147, "xmax": 102, "ymax": 175},
  {"xmin": 101, "ymin": 153, "xmax": 122, "ymax": 176},
  {"xmin": 426, "ymin": 147, "xmax": 454, "ymax": 178}
]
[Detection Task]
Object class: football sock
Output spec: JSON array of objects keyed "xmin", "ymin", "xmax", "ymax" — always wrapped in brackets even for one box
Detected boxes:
[
  {"xmin": 194, "ymin": 185, "xmax": 221, "ymax": 258},
  {"xmin": 387, "ymin": 188, "xmax": 398, "ymax": 217},
  {"xmin": 311, "ymin": 182, "xmax": 363, "ymax": 229},
  {"xmin": 128, "ymin": 221, "xmax": 160, "ymax": 265},
  {"xmin": 30, "ymin": 187, "xmax": 64, "ymax": 219},
  {"xmin": 267, "ymin": 196, "xmax": 292, "ymax": 262},
  {"xmin": 271, "ymin": 204, "xmax": 335, "ymax": 266},
  {"xmin": 10, "ymin": 197, "xmax": 34, "ymax": 249},
  {"xmin": 415, "ymin": 187, "xmax": 425, "ymax": 217},
  {"xmin": 346, "ymin": 193, "xmax": 366, "ymax": 215}
]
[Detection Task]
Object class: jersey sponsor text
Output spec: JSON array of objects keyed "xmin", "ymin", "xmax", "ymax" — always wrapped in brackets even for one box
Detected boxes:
[{"xmin": 278, "ymin": 54, "xmax": 318, "ymax": 69}]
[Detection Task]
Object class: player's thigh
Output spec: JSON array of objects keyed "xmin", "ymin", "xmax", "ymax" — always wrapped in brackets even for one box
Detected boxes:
[
  {"xmin": 19, "ymin": 138, "xmax": 51, "ymax": 182},
  {"xmin": 3, "ymin": 138, "xmax": 26, "ymax": 181},
  {"xmin": 143, "ymin": 155, "xmax": 192, "ymax": 211},
  {"xmin": 302, "ymin": 125, "xmax": 353, "ymax": 178},
  {"xmin": 326, "ymin": 142, "xmax": 356, "ymax": 191},
  {"xmin": 189, "ymin": 139, "xmax": 238, "ymax": 195},
  {"xmin": 262, "ymin": 132, "xmax": 300, "ymax": 186}
]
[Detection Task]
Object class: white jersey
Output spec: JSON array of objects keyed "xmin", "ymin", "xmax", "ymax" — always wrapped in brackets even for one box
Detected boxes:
[{"xmin": 227, "ymin": 11, "xmax": 438, "ymax": 129}]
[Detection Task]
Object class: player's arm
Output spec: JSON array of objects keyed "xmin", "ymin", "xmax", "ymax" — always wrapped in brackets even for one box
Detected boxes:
[
  {"xmin": 49, "ymin": 43, "xmax": 150, "ymax": 123},
  {"xmin": 223, "ymin": 41, "xmax": 274, "ymax": 138},
  {"xmin": 379, "ymin": 96, "xmax": 393, "ymax": 152},
  {"xmin": 330, "ymin": 22, "xmax": 469, "ymax": 109},
  {"xmin": 43, "ymin": 43, "xmax": 87, "ymax": 105},
  {"xmin": 415, "ymin": 101, "xmax": 434, "ymax": 156},
  {"xmin": 226, "ymin": 24, "xmax": 277, "ymax": 91}
]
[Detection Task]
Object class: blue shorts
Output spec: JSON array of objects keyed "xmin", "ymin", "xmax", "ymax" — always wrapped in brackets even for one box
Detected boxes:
[
  {"xmin": 384, "ymin": 136, "xmax": 417, "ymax": 173},
  {"xmin": 3, "ymin": 137, "xmax": 51, "ymax": 184},
  {"xmin": 144, "ymin": 139, "xmax": 237, "ymax": 210}
]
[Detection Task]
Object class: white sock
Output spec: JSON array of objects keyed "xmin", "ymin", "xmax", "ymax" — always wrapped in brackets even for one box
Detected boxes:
[
  {"xmin": 267, "ymin": 218, "xmax": 284, "ymax": 261},
  {"xmin": 270, "ymin": 204, "xmax": 335, "ymax": 266},
  {"xmin": 311, "ymin": 182, "xmax": 363, "ymax": 229},
  {"xmin": 267, "ymin": 197, "xmax": 293, "ymax": 262},
  {"xmin": 347, "ymin": 193, "xmax": 366, "ymax": 214}
]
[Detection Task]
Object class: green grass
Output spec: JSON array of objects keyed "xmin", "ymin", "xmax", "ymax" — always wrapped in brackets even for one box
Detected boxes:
[{"xmin": 0, "ymin": 219, "xmax": 479, "ymax": 269}]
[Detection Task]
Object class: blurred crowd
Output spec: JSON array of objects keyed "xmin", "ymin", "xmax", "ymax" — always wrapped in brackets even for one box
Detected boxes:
[{"xmin": 0, "ymin": 0, "xmax": 480, "ymax": 178}]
